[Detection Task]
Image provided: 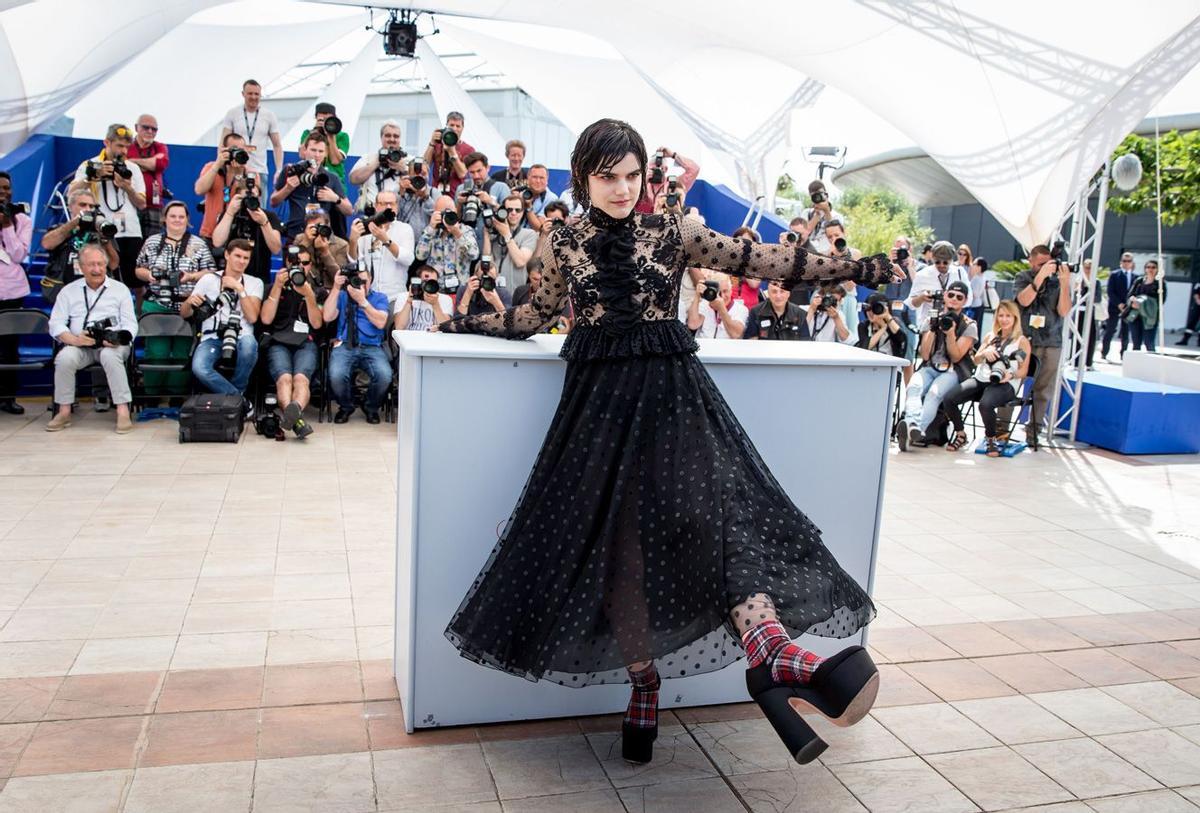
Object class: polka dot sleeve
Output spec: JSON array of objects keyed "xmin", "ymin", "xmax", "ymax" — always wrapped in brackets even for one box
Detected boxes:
[
  {"xmin": 675, "ymin": 214, "xmax": 891, "ymax": 288},
  {"xmin": 440, "ymin": 239, "xmax": 567, "ymax": 339}
]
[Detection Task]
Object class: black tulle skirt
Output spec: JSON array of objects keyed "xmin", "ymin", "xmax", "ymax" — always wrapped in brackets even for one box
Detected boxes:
[{"xmin": 443, "ymin": 321, "xmax": 875, "ymax": 687}]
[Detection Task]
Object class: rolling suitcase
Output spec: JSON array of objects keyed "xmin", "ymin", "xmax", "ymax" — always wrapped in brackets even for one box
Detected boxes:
[{"xmin": 179, "ymin": 394, "xmax": 244, "ymax": 443}]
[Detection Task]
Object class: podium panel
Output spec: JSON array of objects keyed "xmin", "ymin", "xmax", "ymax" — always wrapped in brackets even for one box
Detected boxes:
[{"xmin": 394, "ymin": 332, "xmax": 904, "ymax": 732}]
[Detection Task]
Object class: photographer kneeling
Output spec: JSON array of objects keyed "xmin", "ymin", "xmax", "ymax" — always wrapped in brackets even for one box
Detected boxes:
[
  {"xmin": 261, "ymin": 245, "xmax": 323, "ymax": 438},
  {"xmin": 322, "ymin": 263, "xmax": 390, "ymax": 424},
  {"xmin": 46, "ymin": 243, "xmax": 138, "ymax": 433},
  {"xmin": 135, "ymin": 201, "xmax": 216, "ymax": 397},
  {"xmin": 857, "ymin": 292, "xmax": 908, "ymax": 358},
  {"xmin": 181, "ymin": 240, "xmax": 262, "ymax": 405},
  {"xmin": 898, "ymin": 280, "xmax": 977, "ymax": 450},
  {"xmin": 744, "ymin": 279, "xmax": 809, "ymax": 341},
  {"xmin": 394, "ymin": 264, "xmax": 453, "ymax": 331},
  {"xmin": 805, "ymin": 285, "xmax": 851, "ymax": 343},
  {"xmin": 940, "ymin": 300, "xmax": 1030, "ymax": 457},
  {"xmin": 456, "ymin": 255, "xmax": 511, "ymax": 318},
  {"xmin": 683, "ymin": 272, "xmax": 746, "ymax": 340}
]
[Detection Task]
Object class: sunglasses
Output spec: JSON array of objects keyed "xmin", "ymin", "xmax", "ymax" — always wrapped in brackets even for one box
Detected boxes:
[
  {"xmin": 934, "ymin": 260, "xmax": 950, "ymax": 266},
  {"xmin": 139, "ymin": 124, "xmax": 158, "ymax": 132},
  {"xmin": 298, "ymin": 260, "xmax": 312, "ymax": 267},
  {"xmin": 503, "ymin": 207, "xmax": 523, "ymax": 214},
  {"xmin": 958, "ymin": 250, "xmax": 968, "ymax": 255},
  {"xmin": 944, "ymin": 291, "xmax": 966, "ymax": 301}
]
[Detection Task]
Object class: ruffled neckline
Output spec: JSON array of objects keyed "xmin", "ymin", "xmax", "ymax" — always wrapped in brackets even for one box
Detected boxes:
[{"xmin": 586, "ymin": 207, "xmax": 637, "ymax": 231}]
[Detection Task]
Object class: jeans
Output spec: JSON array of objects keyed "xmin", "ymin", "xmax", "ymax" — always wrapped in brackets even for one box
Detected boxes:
[
  {"xmin": 328, "ymin": 344, "xmax": 391, "ymax": 412},
  {"xmin": 55, "ymin": 345, "xmax": 132, "ymax": 405},
  {"xmin": 266, "ymin": 341, "xmax": 318, "ymax": 382},
  {"xmin": 904, "ymin": 366, "xmax": 960, "ymax": 433},
  {"xmin": 942, "ymin": 378, "xmax": 1016, "ymax": 438},
  {"xmin": 191, "ymin": 335, "xmax": 258, "ymax": 396}
]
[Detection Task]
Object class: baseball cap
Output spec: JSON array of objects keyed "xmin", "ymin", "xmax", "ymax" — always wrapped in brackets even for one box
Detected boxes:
[
  {"xmin": 946, "ymin": 280, "xmax": 970, "ymax": 297},
  {"xmin": 315, "ymin": 102, "xmax": 336, "ymax": 115}
]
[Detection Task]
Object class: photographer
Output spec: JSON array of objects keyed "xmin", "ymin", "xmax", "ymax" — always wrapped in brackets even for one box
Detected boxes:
[
  {"xmin": 127, "ymin": 115, "xmax": 169, "ymax": 236},
  {"xmin": 269, "ymin": 132, "xmax": 353, "ymax": 240},
  {"xmin": 394, "ymin": 264, "xmax": 452, "ymax": 331},
  {"xmin": 210, "ymin": 182, "xmax": 283, "ymax": 289},
  {"xmin": 134, "ymin": 201, "xmax": 215, "ymax": 396},
  {"xmin": 899, "ymin": 280, "xmax": 977, "ymax": 450},
  {"xmin": 181, "ymin": 240, "xmax": 262, "ymax": 401},
  {"xmin": 292, "ymin": 212, "xmax": 349, "ymax": 290},
  {"xmin": 730, "ymin": 227, "xmax": 762, "ymax": 309},
  {"xmin": 69, "ymin": 124, "xmax": 147, "ymax": 293},
  {"xmin": 805, "ymin": 286, "xmax": 851, "ymax": 343},
  {"xmin": 825, "ymin": 221, "xmax": 863, "ymax": 333},
  {"xmin": 0, "ymin": 170, "xmax": 32, "ymax": 414},
  {"xmin": 261, "ymin": 245, "xmax": 323, "ymax": 438},
  {"xmin": 349, "ymin": 121, "xmax": 407, "ymax": 210},
  {"xmin": 298, "ymin": 102, "xmax": 350, "ymax": 184},
  {"xmin": 322, "ymin": 263, "xmax": 390, "ymax": 424},
  {"xmin": 636, "ymin": 146, "xmax": 699, "ymax": 214},
  {"xmin": 491, "ymin": 139, "xmax": 528, "ymax": 187},
  {"xmin": 534, "ymin": 200, "xmax": 570, "ymax": 260},
  {"xmin": 219, "ymin": 79, "xmax": 284, "ymax": 187},
  {"xmin": 414, "ymin": 194, "xmax": 479, "ymax": 294},
  {"xmin": 744, "ymin": 280, "xmax": 809, "ymax": 341},
  {"xmin": 517, "ymin": 165, "xmax": 559, "ymax": 232},
  {"xmin": 857, "ymin": 292, "xmax": 908, "ymax": 358},
  {"xmin": 905, "ymin": 241, "xmax": 969, "ymax": 329},
  {"xmin": 941, "ymin": 300, "xmax": 1030, "ymax": 456},
  {"xmin": 485, "ymin": 192, "xmax": 537, "ymax": 290},
  {"xmin": 682, "ymin": 272, "xmax": 746, "ymax": 340},
  {"xmin": 422, "ymin": 112, "xmax": 473, "ymax": 196},
  {"xmin": 458, "ymin": 152, "xmax": 510, "ymax": 260},
  {"xmin": 347, "ymin": 190, "xmax": 415, "ymax": 308},
  {"xmin": 794, "ymin": 181, "xmax": 844, "ymax": 254},
  {"xmin": 196, "ymin": 133, "xmax": 254, "ymax": 239},
  {"xmin": 1013, "ymin": 244, "xmax": 1071, "ymax": 448},
  {"xmin": 40, "ymin": 190, "xmax": 120, "ymax": 301},
  {"xmin": 46, "ymin": 243, "xmax": 137, "ymax": 434},
  {"xmin": 456, "ymin": 256, "xmax": 511, "ymax": 318}
]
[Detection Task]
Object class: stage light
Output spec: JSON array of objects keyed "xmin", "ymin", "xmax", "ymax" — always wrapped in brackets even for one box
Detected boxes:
[{"xmin": 384, "ymin": 19, "xmax": 418, "ymax": 57}]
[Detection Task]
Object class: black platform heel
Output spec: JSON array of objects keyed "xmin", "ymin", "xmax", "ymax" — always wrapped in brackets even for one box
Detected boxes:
[{"xmin": 621, "ymin": 720, "xmax": 657, "ymax": 764}]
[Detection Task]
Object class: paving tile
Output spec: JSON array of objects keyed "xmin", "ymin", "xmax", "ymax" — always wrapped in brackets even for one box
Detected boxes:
[
  {"xmin": 0, "ymin": 678, "xmax": 61, "ymax": 724},
  {"xmin": 829, "ymin": 756, "xmax": 978, "ymax": 813},
  {"xmin": 687, "ymin": 717, "xmax": 796, "ymax": 776},
  {"xmin": 806, "ymin": 713, "xmax": 915, "ymax": 767},
  {"xmin": 901, "ymin": 659, "xmax": 1018, "ymax": 701},
  {"xmin": 170, "ymin": 631, "xmax": 268, "ymax": 670},
  {"xmin": 1108, "ymin": 643, "xmax": 1200, "ymax": 680},
  {"xmin": 139, "ymin": 709, "xmax": 259, "ymax": 768},
  {"xmin": 14, "ymin": 716, "xmax": 145, "ymax": 776},
  {"xmin": 586, "ymin": 725, "xmax": 718, "ymax": 788},
  {"xmin": 972, "ymin": 653, "xmax": 1089, "ymax": 693},
  {"xmin": 258, "ymin": 702, "xmax": 369, "ymax": 759},
  {"xmin": 1100, "ymin": 681, "xmax": 1200, "ymax": 727},
  {"xmin": 1014, "ymin": 738, "xmax": 1160, "ymax": 798},
  {"xmin": 924, "ymin": 623, "xmax": 1029, "ymax": 658},
  {"xmin": 0, "ymin": 769, "xmax": 131, "ymax": 813},
  {"xmin": 253, "ymin": 751, "xmax": 377, "ymax": 813},
  {"xmin": 69, "ymin": 636, "xmax": 178, "ymax": 675},
  {"xmin": 951, "ymin": 695, "xmax": 1083, "ymax": 745},
  {"xmin": 476, "ymin": 718, "xmax": 582, "ymax": 742},
  {"xmin": 1095, "ymin": 728, "xmax": 1200, "ymax": 787},
  {"xmin": 1027, "ymin": 688, "xmax": 1159, "ymax": 736},
  {"xmin": 1043, "ymin": 649, "xmax": 1158, "ymax": 686},
  {"xmin": 988, "ymin": 619, "xmax": 1091, "ymax": 652},
  {"xmin": 1083, "ymin": 789, "xmax": 1199, "ymax": 812},
  {"xmin": 265, "ymin": 627, "xmax": 358, "ymax": 665},
  {"xmin": 926, "ymin": 746, "xmax": 1073, "ymax": 810},
  {"xmin": 871, "ymin": 702, "xmax": 1000, "ymax": 755},
  {"xmin": 729, "ymin": 765, "xmax": 868, "ymax": 812},
  {"xmin": 125, "ymin": 760, "xmax": 255, "ymax": 813},
  {"xmin": 1048, "ymin": 616, "xmax": 1157, "ymax": 647},
  {"xmin": 361, "ymin": 659, "xmax": 399, "ymax": 701},
  {"xmin": 482, "ymin": 734, "xmax": 609, "ymax": 800},
  {"xmin": 44, "ymin": 671, "xmax": 162, "ymax": 720},
  {"xmin": 498, "ymin": 789, "xmax": 623, "ymax": 812},
  {"xmin": 155, "ymin": 666, "xmax": 264, "ymax": 713},
  {"xmin": 867, "ymin": 627, "xmax": 960, "ymax": 662},
  {"xmin": 0, "ymin": 724, "xmax": 34, "ymax": 780},
  {"xmin": 261, "ymin": 661, "xmax": 363, "ymax": 706},
  {"xmin": 374, "ymin": 743, "xmax": 497, "ymax": 809},
  {"xmin": 872, "ymin": 664, "xmax": 941, "ymax": 707},
  {"xmin": 615, "ymin": 775, "xmax": 750, "ymax": 813}
]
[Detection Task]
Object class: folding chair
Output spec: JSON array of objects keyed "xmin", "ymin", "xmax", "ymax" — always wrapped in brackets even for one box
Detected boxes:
[
  {"xmin": 0, "ymin": 309, "xmax": 52, "ymax": 402},
  {"xmin": 994, "ymin": 353, "xmax": 1040, "ymax": 454},
  {"xmin": 131, "ymin": 312, "xmax": 196, "ymax": 410}
]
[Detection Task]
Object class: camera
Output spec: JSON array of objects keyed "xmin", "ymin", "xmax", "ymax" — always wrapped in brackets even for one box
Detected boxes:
[
  {"xmin": 512, "ymin": 185, "xmax": 534, "ymax": 202},
  {"xmin": 441, "ymin": 210, "xmax": 459, "ymax": 228},
  {"xmin": 378, "ymin": 147, "xmax": 405, "ymax": 165},
  {"xmin": 77, "ymin": 211, "xmax": 118, "ymax": 239},
  {"xmin": 460, "ymin": 193, "xmax": 480, "ymax": 227},
  {"xmin": 481, "ymin": 206, "xmax": 495, "ymax": 229},
  {"xmin": 411, "ymin": 277, "xmax": 439, "ymax": 298},
  {"xmin": 84, "ymin": 160, "xmax": 104, "ymax": 181},
  {"xmin": 151, "ymin": 267, "xmax": 183, "ymax": 308},
  {"xmin": 436, "ymin": 128, "xmax": 459, "ymax": 148},
  {"xmin": 311, "ymin": 223, "xmax": 332, "ymax": 240},
  {"xmin": 1050, "ymin": 239, "xmax": 1066, "ymax": 261},
  {"xmin": 665, "ymin": 178, "xmax": 680, "ymax": 209},
  {"xmin": 321, "ymin": 115, "xmax": 342, "ymax": 136},
  {"xmin": 226, "ymin": 147, "xmax": 250, "ymax": 166},
  {"xmin": 936, "ymin": 310, "xmax": 959, "ymax": 332},
  {"xmin": 367, "ymin": 207, "xmax": 396, "ymax": 228},
  {"xmin": 649, "ymin": 151, "xmax": 666, "ymax": 185},
  {"xmin": 810, "ymin": 188, "xmax": 828, "ymax": 205},
  {"xmin": 340, "ymin": 264, "xmax": 365, "ymax": 289},
  {"xmin": 974, "ymin": 343, "xmax": 1026, "ymax": 385},
  {"xmin": 111, "ymin": 157, "xmax": 132, "ymax": 180},
  {"xmin": 190, "ymin": 289, "xmax": 238, "ymax": 328},
  {"xmin": 284, "ymin": 161, "xmax": 328, "ymax": 187},
  {"xmin": 700, "ymin": 279, "xmax": 720, "ymax": 302},
  {"xmin": 255, "ymin": 394, "xmax": 283, "ymax": 440},
  {"xmin": 785, "ymin": 231, "xmax": 800, "ymax": 245},
  {"xmin": 1, "ymin": 202, "xmax": 28, "ymax": 218},
  {"xmin": 896, "ymin": 246, "xmax": 909, "ymax": 263},
  {"xmin": 833, "ymin": 237, "xmax": 847, "ymax": 254},
  {"xmin": 83, "ymin": 317, "xmax": 132, "ymax": 347},
  {"xmin": 408, "ymin": 160, "xmax": 427, "ymax": 192},
  {"xmin": 238, "ymin": 176, "xmax": 260, "ymax": 211},
  {"xmin": 219, "ymin": 313, "xmax": 241, "ymax": 361},
  {"xmin": 285, "ymin": 246, "xmax": 308, "ymax": 288},
  {"xmin": 477, "ymin": 257, "xmax": 496, "ymax": 292},
  {"xmin": 868, "ymin": 299, "xmax": 888, "ymax": 316}
]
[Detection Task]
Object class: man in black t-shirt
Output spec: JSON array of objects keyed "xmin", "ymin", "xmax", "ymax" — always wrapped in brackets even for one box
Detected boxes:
[
  {"xmin": 744, "ymin": 280, "xmax": 809, "ymax": 340},
  {"xmin": 210, "ymin": 187, "xmax": 283, "ymax": 288}
]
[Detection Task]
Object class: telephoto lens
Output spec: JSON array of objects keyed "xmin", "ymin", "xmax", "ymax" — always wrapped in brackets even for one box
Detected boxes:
[
  {"xmin": 869, "ymin": 300, "xmax": 888, "ymax": 316},
  {"xmin": 111, "ymin": 157, "xmax": 133, "ymax": 180},
  {"xmin": 370, "ymin": 208, "xmax": 397, "ymax": 228},
  {"xmin": 288, "ymin": 266, "xmax": 307, "ymax": 287},
  {"xmin": 314, "ymin": 224, "xmax": 333, "ymax": 239},
  {"xmin": 441, "ymin": 210, "xmax": 459, "ymax": 227},
  {"xmin": 379, "ymin": 148, "xmax": 405, "ymax": 164},
  {"xmin": 243, "ymin": 194, "xmax": 260, "ymax": 211},
  {"xmin": 421, "ymin": 279, "xmax": 440, "ymax": 295},
  {"xmin": 700, "ymin": 280, "xmax": 720, "ymax": 302},
  {"xmin": 785, "ymin": 232, "xmax": 799, "ymax": 244},
  {"xmin": 322, "ymin": 116, "xmax": 342, "ymax": 135},
  {"xmin": 440, "ymin": 129, "xmax": 459, "ymax": 148},
  {"xmin": 834, "ymin": 237, "xmax": 847, "ymax": 253},
  {"xmin": 228, "ymin": 148, "xmax": 250, "ymax": 165}
]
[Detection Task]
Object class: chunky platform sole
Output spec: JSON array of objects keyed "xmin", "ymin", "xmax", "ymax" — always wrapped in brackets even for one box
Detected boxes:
[
  {"xmin": 621, "ymin": 721, "xmax": 657, "ymax": 764},
  {"xmin": 746, "ymin": 646, "xmax": 880, "ymax": 764}
]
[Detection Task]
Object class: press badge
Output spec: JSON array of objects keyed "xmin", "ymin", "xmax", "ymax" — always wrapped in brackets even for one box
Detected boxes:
[
  {"xmin": 760, "ymin": 319, "xmax": 772, "ymax": 328},
  {"xmin": 112, "ymin": 212, "xmax": 127, "ymax": 235},
  {"xmin": 292, "ymin": 320, "xmax": 309, "ymax": 335},
  {"xmin": 496, "ymin": 275, "xmax": 507, "ymax": 288},
  {"xmin": 1030, "ymin": 314, "xmax": 1046, "ymax": 329}
]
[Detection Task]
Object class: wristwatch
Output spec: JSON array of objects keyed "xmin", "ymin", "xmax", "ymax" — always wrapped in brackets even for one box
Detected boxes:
[{"xmin": 382, "ymin": 239, "xmax": 393, "ymax": 248}]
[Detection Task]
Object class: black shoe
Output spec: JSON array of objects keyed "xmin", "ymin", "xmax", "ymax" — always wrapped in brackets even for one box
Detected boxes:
[
  {"xmin": 333, "ymin": 408, "xmax": 353, "ymax": 424},
  {"xmin": 896, "ymin": 419, "xmax": 909, "ymax": 452},
  {"xmin": 909, "ymin": 425, "xmax": 926, "ymax": 447},
  {"xmin": 365, "ymin": 411, "xmax": 381, "ymax": 425},
  {"xmin": 621, "ymin": 721, "xmax": 657, "ymax": 764},
  {"xmin": 0, "ymin": 400, "xmax": 24, "ymax": 416},
  {"xmin": 1176, "ymin": 337, "xmax": 1191, "ymax": 346}
]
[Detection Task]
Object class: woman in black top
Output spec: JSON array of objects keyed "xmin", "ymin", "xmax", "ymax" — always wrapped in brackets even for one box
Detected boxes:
[
  {"xmin": 1126, "ymin": 259, "xmax": 1166, "ymax": 352},
  {"xmin": 438, "ymin": 119, "xmax": 901, "ymax": 765}
]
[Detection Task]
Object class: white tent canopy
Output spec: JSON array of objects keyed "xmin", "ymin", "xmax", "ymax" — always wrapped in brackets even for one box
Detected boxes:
[{"xmin": 2, "ymin": 0, "xmax": 1197, "ymax": 248}]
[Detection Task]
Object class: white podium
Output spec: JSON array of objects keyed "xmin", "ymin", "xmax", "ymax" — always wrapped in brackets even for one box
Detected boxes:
[{"xmin": 393, "ymin": 331, "xmax": 905, "ymax": 732}]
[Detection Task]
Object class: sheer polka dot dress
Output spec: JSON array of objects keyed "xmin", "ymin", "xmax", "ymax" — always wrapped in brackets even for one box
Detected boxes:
[{"xmin": 441, "ymin": 209, "xmax": 886, "ymax": 686}]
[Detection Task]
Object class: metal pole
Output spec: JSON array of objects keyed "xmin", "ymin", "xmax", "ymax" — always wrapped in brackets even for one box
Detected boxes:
[
  {"xmin": 1069, "ymin": 169, "xmax": 1108, "ymax": 441},
  {"xmin": 1049, "ymin": 188, "xmax": 1086, "ymax": 432},
  {"xmin": 1155, "ymin": 117, "xmax": 1166, "ymax": 351}
]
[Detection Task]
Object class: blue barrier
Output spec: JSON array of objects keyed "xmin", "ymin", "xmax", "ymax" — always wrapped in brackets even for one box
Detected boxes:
[{"xmin": 1059, "ymin": 371, "xmax": 1200, "ymax": 454}]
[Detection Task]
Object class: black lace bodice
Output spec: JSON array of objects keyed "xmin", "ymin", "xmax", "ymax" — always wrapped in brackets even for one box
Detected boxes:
[{"xmin": 441, "ymin": 209, "xmax": 893, "ymax": 359}]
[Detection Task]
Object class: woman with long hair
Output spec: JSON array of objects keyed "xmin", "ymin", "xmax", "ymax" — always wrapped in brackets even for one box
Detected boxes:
[
  {"xmin": 941, "ymin": 299, "xmax": 1031, "ymax": 457},
  {"xmin": 1126, "ymin": 259, "xmax": 1166, "ymax": 351},
  {"xmin": 437, "ymin": 119, "xmax": 901, "ymax": 765}
]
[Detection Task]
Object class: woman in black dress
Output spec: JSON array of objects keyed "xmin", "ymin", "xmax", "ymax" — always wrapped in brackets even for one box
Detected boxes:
[{"xmin": 438, "ymin": 119, "xmax": 900, "ymax": 765}]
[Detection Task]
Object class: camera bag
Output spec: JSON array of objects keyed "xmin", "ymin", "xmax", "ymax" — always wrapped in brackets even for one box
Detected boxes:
[{"xmin": 179, "ymin": 394, "xmax": 244, "ymax": 443}]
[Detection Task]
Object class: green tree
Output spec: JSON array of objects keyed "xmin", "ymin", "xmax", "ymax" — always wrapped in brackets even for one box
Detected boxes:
[
  {"xmin": 1107, "ymin": 130, "xmax": 1200, "ymax": 226},
  {"xmin": 835, "ymin": 186, "xmax": 934, "ymax": 257}
]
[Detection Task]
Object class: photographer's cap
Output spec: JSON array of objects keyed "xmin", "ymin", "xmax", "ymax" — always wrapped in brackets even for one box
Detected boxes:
[
  {"xmin": 866, "ymin": 292, "xmax": 889, "ymax": 308},
  {"xmin": 931, "ymin": 241, "xmax": 957, "ymax": 262},
  {"xmin": 946, "ymin": 280, "xmax": 970, "ymax": 297},
  {"xmin": 315, "ymin": 102, "xmax": 336, "ymax": 115}
]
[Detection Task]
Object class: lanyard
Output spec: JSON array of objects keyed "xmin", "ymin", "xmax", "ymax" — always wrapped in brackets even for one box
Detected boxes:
[
  {"xmin": 82, "ymin": 284, "xmax": 107, "ymax": 325},
  {"xmin": 243, "ymin": 108, "xmax": 260, "ymax": 142}
]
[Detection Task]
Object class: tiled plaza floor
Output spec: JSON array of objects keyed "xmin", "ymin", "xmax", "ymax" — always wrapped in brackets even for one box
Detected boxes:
[{"xmin": 1, "ymin": 404, "xmax": 1199, "ymax": 812}]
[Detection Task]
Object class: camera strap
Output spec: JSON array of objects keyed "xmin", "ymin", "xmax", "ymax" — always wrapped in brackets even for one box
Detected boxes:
[
  {"xmin": 242, "ymin": 108, "xmax": 259, "ymax": 143},
  {"xmin": 82, "ymin": 284, "xmax": 107, "ymax": 326}
]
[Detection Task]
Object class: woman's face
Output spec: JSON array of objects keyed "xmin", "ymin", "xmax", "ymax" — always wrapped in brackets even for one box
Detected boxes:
[
  {"xmin": 996, "ymin": 308, "xmax": 1015, "ymax": 332},
  {"xmin": 164, "ymin": 207, "xmax": 188, "ymax": 236},
  {"xmin": 587, "ymin": 152, "xmax": 642, "ymax": 220}
]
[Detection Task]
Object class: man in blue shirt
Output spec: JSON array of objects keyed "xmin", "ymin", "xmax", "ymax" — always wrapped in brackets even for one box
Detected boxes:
[
  {"xmin": 270, "ymin": 132, "xmax": 353, "ymax": 240},
  {"xmin": 321, "ymin": 262, "xmax": 391, "ymax": 424}
]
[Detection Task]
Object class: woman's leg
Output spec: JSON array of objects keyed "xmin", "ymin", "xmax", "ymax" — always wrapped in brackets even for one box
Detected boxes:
[
  {"xmin": 979, "ymin": 382, "xmax": 1015, "ymax": 438},
  {"xmin": 732, "ymin": 593, "xmax": 823, "ymax": 684}
]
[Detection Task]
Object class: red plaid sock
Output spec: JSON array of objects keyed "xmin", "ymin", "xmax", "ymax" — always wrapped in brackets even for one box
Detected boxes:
[
  {"xmin": 624, "ymin": 662, "xmax": 660, "ymax": 730},
  {"xmin": 741, "ymin": 619, "xmax": 824, "ymax": 685}
]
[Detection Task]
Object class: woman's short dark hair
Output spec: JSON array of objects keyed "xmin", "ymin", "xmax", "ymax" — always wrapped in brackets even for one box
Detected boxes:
[
  {"xmin": 570, "ymin": 118, "xmax": 647, "ymax": 211},
  {"xmin": 973, "ymin": 257, "xmax": 988, "ymax": 272}
]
